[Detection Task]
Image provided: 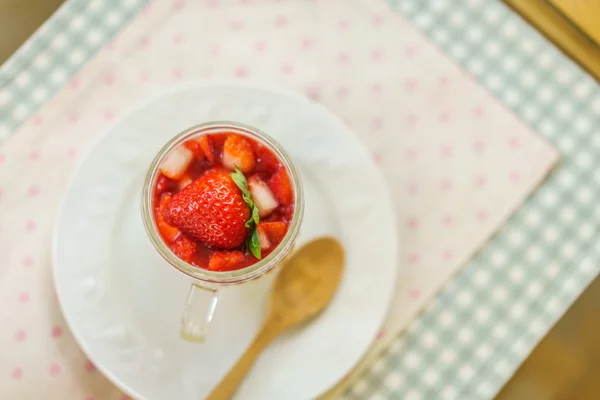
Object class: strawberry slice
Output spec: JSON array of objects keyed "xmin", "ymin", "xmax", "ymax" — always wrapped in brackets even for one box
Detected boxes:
[
  {"xmin": 259, "ymin": 221, "xmax": 287, "ymax": 245},
  {"xmin": 178, "ymin": 173, "xmax": 193, "ymax": 190},
  {"xmin": 156, "ymin": 194, "xmax": 181, "ymax": 243},
  {"xmin": 171, "ymin": 234, "xmax": 198, "ymax": 263},
  {"xmin": 222, "ymin": 134, "xmax": 255, "ymax": 173},
  {"xmin": 198, "ymin": 135, "xmax": 215, "ymax": 164},
  {"xmin": 248, "ymin": 175, "xmax": 279, "ymax": 217},
  {"xmin": 160, "ymin": 146, "xmax": 193, "ymax": 180},
  {"xmin": 268, "ymin": 168, "xmax": 293, "ymax": 205},
  {"xmin": 155, "ymin": 173, "xmax": 176, "ymax": 199},
  {"xmin": 257, "ymin": 224, "xmax": 271, "ymax": 250},
  {"xmin": 208, "ymin": 250, "xmax": 245, "ymax": 271},
  {"xmin": 254, "ymin": 142, "xmax": 281, "ymax": 174},
  {"xmin": 183, "ymin": 140, "xmax": 204, "ymax": 159}
]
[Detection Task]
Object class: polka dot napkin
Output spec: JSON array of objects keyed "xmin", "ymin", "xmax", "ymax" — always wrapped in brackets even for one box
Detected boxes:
[{"xmin": 0, "ymin": 0, "xmax": 558, "ymax": 398}]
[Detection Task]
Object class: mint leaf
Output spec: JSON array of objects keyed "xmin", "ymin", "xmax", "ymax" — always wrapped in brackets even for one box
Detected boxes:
[
  {"xmin": 230, "ymin": 165, "xmax": 261, "ymax": 259},
  {"xmin": 247, "ymin": 228, "xmax": 261, "ymax": 259}
]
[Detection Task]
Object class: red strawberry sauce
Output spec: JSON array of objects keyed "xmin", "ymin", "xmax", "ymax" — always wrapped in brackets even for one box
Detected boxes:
[{"xmin": 153, "ymin": 132, "xmax": 294, "ymax": 272}]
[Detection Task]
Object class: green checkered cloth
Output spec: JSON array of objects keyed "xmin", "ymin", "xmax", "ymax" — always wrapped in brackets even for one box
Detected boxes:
[{"xmin": 1, "ymin": 0, "xmax": 599, "ymax": 399}]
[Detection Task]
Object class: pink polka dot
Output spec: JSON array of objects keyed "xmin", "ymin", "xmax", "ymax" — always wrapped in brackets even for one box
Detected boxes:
[
  {"xmin": 371, "ymin": 83, "xmax": 382, "ymax": 94},
  {"xmin": 337, "ymin": 52, "xmax": 350, "ymax": 64},
  {"xmin": 300, "ymin": 37, "xmax": 313, "ymax": 50},
  {"xmin": 438, "ymin": 110, "xmax": 451, "ymax": 121},
  {"xmin": 510, "ymin": 171, "xmax": 521, "ymax": 182},
  {"xmin": 372, "ymin": 117, "xmax": 383, "ymax": 130},
  {"xmin": 405, "ymin": 148, "xmax": 418, "ymax": 160},
  {"xmin": 68, "ymin": 112, "xmax": 79, "ymax": 123},
  {"xmin": 49, "ymin": 364, "xmax": 61, "ymax": 376},
  {"xmin": 371, "ymin": 49, "xmax": 384, "ymax": 61},
  {"xmin": 407, "ymin": 253, "xmax": 420, "ymax": 265},
  {"xmin": 52, "ymin": 326, "xmax": 63, "ymax": 338},
  {"xmin": 476, "ymin": 175, "xmax": 487, "ymax": 187},
  {"xmin": 105, "ymin": 41, "xmax": 116, "ymax": 51},
  {"xmin": 142, "ymin": 2, "xmax": 152, "ymax": 14},
  {"xmin": 376, "ymin": 329, "xmax": 385, "ymax": 339},
  {"xmin": 407, "ymin": 182, "xmax": 418, "ymax": 195},
  {"xmin": 404, "ymin": 78, "xmax": 418, "ymax": 91},
  {"xmin": 67, "ymin": 148, "xmax": 77, "ymax": 158},
  {"xmin": 406, "ymin": 114, "xmax": 417, "ymax": 126},
  {"xmin": 210, "ymin": 44, "xmax": 220, "ymax": 56},
  {"xmin": 442, "ymin": 214, "xmax": 454, "ymax": 225},
  {"xmin": 25, "ymin": 220, "xmax": 36, "ymax": 232},
  {"xmin": 12, "ymin": 367, "xmax": 22, "ymax": 380},
  {"xmin": 337, "ymin": 20, "xmax": 349, "ymax": 29},
  {"xmin": 139, "ymin": 36, "xmax": 150, "ymax": 48},
  {"xmin": 274, "ymin": 15, "xmax": 288, "ymax": 27},
  {"xmin": 336, "ymin": 86, "xmax": 349, "ymax": 98},
  {"xmin": 409, "ymin": 288, "xmax": 421, "ymax": 299},
  {"xmin": 474, "ymin": 140, "xmax": 485, "ymax": 153},
  {"xmin": 104, "ymin": 110, "xmax": 115, "ymax": 121},
  {"xmin": 207, "ymin": 0, "xmax": 219, "ymax": 8},
  {"xmin": 29, "ymin": 151, "xmax": 40, "ymax": 160},
  {"xmin": 442, "ymin": 249, "xmax": 454, "ymax": 261},
  {"xmin": 281, "ymin": 63, "xmax": 294, "ymax": 75},
  {"xmin": 172, "ymin": 0, "xmax": 184, "ymax": 10},
  {"xmin": 235, "ymin": 66, "xmax": 248, "ymax": 77},
  {"xmin": 85, "ymin": 361, "xmax": 96, "ymax": 373},
  {"xmin": 0, "ymin": 153, "xmax": 5, "ymax": 164},
  {"xmin": 27, "ymin": 185, "xmax": 39, "ymax": 197},
  {"xmin": 405, "ymin": 45, "xmax": 417, "ymax": 58},
  {"xmin": 22, "ymin": 256, "xmax": 33, "ymax": 267},
  {"xmin": 139, "ymin": 71, "xmax": 149, "ymax": 83},
  {"xmin": 509, "ymin": 136, "xmax": 519, "ymax": 148},
  {"xmin": 477, "ymin": 209, "xmax": 487, "ymax": 221},
  {"xmin": 407, "ymin": 217, "xmax": 419, "ymax": 229},
  {"xmin": 372, "ymin": 152, "xmax": 383, "ymax": 164},
  {"xmin": 440, "ymin": 179, "xmax": 453, "ymax": 191},
  {"xmin": 69, "ymin": 78, "xmax": 80, "ymax": 90},
  {"xmin": 473, "ymin": 106, "xmax": 485, "ymax": 118},
  {"xmin": 439, "ymin": 76, "xmax": 449, "ymax": 86},
  {"xmin": 231, "ymin": 20, "xmax": 243, "ymax": 30},
  {"xmin": 104, "ymin": 73, "xmax": 115, "ymax": 86},
  {"xmin": 18, "ymin": 292, "xmax": 29, "ymax": 303},
  {"xmin": 305, "ymin": 86, "xmax": 320, "ymax": 101},
  {"xmin": 173, "ymin": 33, "xmax": 184, "ymax": 44},
  {"xmin": 372, "ymin": 14, "xmax": 384, "ymax": 26},
  {"xmin": 440, "ymin": 144, "xmax": 453, "ymax": 157},
  {"xmin": 15, "ymin": 330, "xmax": 27, "ymax": 341},
  {"xmin": 33, "ymin": 115, "xmax": 43, "ymax": 125},
  {"xmin": 255, "ymin": 40, "xmax": 266, "ymax": 52},
  {"xmin": 172, "ymin": 68, "xmax": 183, "ymax": 80}
]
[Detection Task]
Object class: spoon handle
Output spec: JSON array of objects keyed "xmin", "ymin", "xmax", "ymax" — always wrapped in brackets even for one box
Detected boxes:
[{"xmin": 206, "ymin": 320, "xmax": 281, "ymax": 400}]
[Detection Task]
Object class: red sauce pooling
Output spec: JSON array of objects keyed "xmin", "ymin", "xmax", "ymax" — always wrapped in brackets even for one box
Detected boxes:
[{"xmin": 152, "ymin": 132, "xmax": 295, "ymax": 271}]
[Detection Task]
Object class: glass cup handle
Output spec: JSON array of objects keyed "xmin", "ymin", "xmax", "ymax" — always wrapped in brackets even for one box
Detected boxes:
[{"xmin": 180, "ymin": 284, "xmax": 218, "ymax": 342}]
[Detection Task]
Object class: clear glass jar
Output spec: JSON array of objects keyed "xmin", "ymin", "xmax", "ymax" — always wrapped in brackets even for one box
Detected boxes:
[{"xmin": 141, "ymin": 121, "xmax": 304, "ymax": 341}]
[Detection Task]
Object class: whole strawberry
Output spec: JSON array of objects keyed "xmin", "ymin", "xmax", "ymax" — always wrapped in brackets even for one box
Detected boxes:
[{"xmin": 162, "ymin": 169, "xmax": 250, "ymax": 249}]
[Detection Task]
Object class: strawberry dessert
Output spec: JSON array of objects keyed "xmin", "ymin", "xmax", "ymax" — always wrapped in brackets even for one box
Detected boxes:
[{"xmin": 152, "ymin": 133, "xmax": 295, "ymax": 272}]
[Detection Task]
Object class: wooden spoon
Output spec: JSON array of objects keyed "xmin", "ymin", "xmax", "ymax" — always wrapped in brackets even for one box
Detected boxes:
[{"xmin": 206, "ymin": 237, "xmax": 345, "ymax": 400}]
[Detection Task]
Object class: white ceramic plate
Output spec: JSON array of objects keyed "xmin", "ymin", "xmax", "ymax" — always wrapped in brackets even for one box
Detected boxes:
[{"xmin": 53, "ymin": 82, "xmax": 398, "ymax": 400}]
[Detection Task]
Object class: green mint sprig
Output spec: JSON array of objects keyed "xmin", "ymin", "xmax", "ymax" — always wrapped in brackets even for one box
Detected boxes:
[{"xmin": 230, "ymin": 165, "xmax": 261, "ymax": 259}]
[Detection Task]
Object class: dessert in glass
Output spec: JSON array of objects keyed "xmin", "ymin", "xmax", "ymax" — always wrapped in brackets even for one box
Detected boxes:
[{"xmin": 142, "ymin": 121, "xmax": 303, "ymax": 341}]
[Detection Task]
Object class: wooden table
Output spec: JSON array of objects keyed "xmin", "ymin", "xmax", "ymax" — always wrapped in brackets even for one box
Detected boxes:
[{"xmin": 504, "ymin": 0, "xmax": 600, "ymax": 80}]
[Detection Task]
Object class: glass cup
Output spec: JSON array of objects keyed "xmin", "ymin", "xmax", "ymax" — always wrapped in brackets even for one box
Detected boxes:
[{"xmin": 141, "ymin": 121, "xmax": 304, "ymax": 342}]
